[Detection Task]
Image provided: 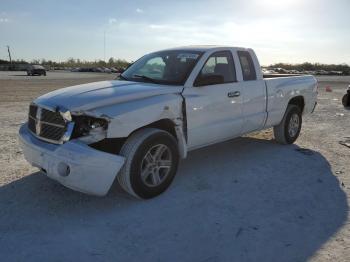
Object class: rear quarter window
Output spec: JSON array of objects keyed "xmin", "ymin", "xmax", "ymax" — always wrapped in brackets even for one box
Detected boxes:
[{"xmin": 237, "ymin": 51, "xmax": 257, "ymax": 81}]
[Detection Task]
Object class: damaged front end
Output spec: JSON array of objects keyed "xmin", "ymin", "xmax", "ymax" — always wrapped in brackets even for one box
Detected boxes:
[
  {"xmin": 20, "ymin": 104, "xmax": 125, "ymax": 196},
  {"xmin": 71, "ymin": 114, "xmax": 109, "ymax": 144},
  {"xmin": 27, "ymin": 103, "xmax": 110, "ymax": 145}
]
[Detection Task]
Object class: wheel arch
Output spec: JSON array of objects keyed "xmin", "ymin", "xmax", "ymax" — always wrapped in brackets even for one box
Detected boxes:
[
  {"xmin": 288, "ymin": 96, "xmax": 305, "ymax": 113},
  {"xmin": 133, "ymin": 118, "xmax": 187, "ymax": 159},
  {"xmin": 91, "ymin": 118, "xmax": 188, "ymax": 158},
  {"xmin": 143, "ymin": 119, "xmax": 177, "ymax": 138}
]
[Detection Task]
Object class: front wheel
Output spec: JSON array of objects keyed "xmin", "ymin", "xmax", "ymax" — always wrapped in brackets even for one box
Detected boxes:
[
  {"xmin": 117, "ymin": 128, "xmax": 179, "ymax": 199},
  {"xmin": 273, "ymin": 105, "xmax": 302, "ymax": 144}
]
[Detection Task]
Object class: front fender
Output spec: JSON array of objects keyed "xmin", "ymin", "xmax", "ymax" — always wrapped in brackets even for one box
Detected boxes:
[{"xmin": 91, "ymin": 94, "xmax": 183, "ymax": 138}]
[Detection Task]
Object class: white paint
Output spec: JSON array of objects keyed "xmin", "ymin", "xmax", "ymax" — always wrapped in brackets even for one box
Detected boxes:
[
  {"xmin": 183, "ymin": 81, "xmax": 243, "ymax": 149},
  {"xmin": 19, "ymin": 125, "xmax": 124, "ymax": 196},
  {"xmin": 20, "ymin": 46, "xmax": 318, "ymax": 196}
]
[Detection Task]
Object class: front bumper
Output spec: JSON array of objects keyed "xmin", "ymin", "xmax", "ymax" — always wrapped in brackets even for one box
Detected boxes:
[{"xmin": 19, "ymin": 124, "xmax": 125, "ymax": 196}]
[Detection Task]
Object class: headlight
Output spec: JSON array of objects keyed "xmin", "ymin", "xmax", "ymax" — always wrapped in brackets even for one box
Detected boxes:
[
  {"xmin": 60, "ymin": 110, "xmax": 72, "ymax": 122},
  {"xmin": 71, "ymin": 116, "xmax": 108, "ymax": 138}
]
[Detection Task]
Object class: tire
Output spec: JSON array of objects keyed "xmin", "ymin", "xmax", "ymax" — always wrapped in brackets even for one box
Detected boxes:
[
  {"xmin": 342, "ymin": 94, "xmax": 349, "ymax": 107},
  {"xmin": 117, "ymin": 128, "xmax": 180, "ymax": 199},
  {"xmin": 273, "ymin": 104, "xmax": 302, "ymax": 144}
]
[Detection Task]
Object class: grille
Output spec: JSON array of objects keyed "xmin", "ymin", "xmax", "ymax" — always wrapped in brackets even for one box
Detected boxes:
[
  {"xmin": 28, "ymin": 104, "xmax": 67, "ymax": 143},
  {"xmin": 41, "ymin": 108, "xmax": 66, "ymax": 126},
  {"xmin": 29, "ymin": 104, "xmax": 37, "ymax": 118},
  {"xmin": 28, "ymin": 104, "xmax": 38, "ymax": 134}
]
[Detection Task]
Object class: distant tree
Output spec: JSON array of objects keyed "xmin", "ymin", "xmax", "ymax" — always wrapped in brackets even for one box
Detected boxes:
[
  {"xmin": 108, "ymin": 57, "xmax": 115, "ymax": 66},
  {"xmin": 267, "ymin": 62, "xmax": 350, "ymax": 75},
  {"xmin": 31, "ymin": 59, "xmax": 40, "ymax": 65}
]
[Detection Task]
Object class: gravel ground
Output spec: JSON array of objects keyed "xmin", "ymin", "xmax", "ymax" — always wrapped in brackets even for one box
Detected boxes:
[{"xmin": 0, "ymin": 71, "xmax": 349, "ymax": 262}]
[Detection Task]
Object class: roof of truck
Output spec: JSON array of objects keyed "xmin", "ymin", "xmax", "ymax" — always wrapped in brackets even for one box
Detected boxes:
[{"xmin": 160, "ymin": 45, "xmax": 249, "ymax": 52}]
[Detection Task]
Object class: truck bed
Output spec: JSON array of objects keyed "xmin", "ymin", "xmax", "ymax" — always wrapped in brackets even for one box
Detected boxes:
[
  {"xmin": 263, "ymin": 74, "xmax": 303, "ymax": 79},
  {"xmin": 263, "ymin": 75, "xmax": 318, "ymax": 128}
]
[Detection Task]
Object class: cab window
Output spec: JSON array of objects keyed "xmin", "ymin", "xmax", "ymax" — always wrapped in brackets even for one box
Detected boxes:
[
  {"xmin": 237, "ymin": 51, "xmax": 257, "ymax": 81},
  {"xmin": 198, "ymin": 51, "xmax": 236, "ymax": 84}
]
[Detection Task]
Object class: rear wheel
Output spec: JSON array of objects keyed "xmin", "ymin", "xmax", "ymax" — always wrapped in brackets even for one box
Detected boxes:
[
  {"xmin": 273, "ymin": 105, "xmax": 302, "ymax": 144},
  {"xmin": 117, "ymin": 128, "xmax": 179, "ymax": 199}
]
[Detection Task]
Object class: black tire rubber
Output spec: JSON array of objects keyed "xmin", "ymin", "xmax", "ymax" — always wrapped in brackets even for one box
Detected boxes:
[
  {"xmin": 273, "ymin": 104, "xmax": 302, "ymax": 144},
  {"xmin": 342, "ymin": 94, "xmax": 349, "ymax": 108},
  {"xmin": 117, "ymin": 128, "xmax": 179, "ymax": 199}
]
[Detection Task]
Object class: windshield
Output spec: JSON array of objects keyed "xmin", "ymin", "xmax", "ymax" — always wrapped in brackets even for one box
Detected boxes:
[{"xmin": 120, "ymin": 50, "xmax": 203, "ymax": 85}]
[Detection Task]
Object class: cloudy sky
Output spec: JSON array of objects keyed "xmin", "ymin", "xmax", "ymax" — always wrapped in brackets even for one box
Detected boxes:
[{"xmin": 0, "ymin": 0, "xmax": 349, "ymax": 65}]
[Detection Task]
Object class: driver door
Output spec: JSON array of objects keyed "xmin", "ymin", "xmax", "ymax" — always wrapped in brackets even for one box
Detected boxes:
[{"xmin": 183, "ymin": 51, "xmax": 243, "ymax": 149}]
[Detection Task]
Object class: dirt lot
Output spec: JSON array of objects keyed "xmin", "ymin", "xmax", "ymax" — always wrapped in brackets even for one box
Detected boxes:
[{"xmin": 0, "ymin": 71, "xmax": 349, "ymax": 262}]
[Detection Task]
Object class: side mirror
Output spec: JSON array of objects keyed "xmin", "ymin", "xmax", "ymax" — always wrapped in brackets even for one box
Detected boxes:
[{"xmin": 194, "ymin": 74, "xmax": 224, "ymax": 87}]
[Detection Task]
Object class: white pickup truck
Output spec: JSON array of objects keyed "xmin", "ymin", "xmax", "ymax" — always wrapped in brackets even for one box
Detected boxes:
[{"xmin": 19, "ymin": 46, "xmax": 318, "ymax": 198}]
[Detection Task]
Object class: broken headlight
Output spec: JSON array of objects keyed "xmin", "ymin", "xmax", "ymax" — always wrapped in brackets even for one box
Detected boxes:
[{"xmin": 71, "ymin": 115, "xmax": 108, "ymax": 138}]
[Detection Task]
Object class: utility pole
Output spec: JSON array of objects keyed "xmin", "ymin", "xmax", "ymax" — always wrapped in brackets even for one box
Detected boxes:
[{"xmin": 6, "ymin": 45, "xmax": 12, "ymax": 65}]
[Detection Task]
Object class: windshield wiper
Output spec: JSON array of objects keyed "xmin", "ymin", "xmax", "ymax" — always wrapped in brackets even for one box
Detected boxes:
[{"xmin": 133, "ymin": 74, "xmax": 159, "ymax": 84}]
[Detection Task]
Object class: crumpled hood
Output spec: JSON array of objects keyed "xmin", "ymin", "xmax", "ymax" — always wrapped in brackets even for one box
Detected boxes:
[{"xmin": 34, "ymin": 80, "xmax": 183, "ymax": 112}]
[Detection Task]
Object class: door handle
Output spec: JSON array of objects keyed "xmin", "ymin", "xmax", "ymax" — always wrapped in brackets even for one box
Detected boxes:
[{"xmin": 228, "ymin": 91, "xmax": 240, "ymax": 98}]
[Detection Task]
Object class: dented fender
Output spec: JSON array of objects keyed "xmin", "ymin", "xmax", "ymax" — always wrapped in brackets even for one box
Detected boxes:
[
  {"xmin": 77, "ymin": 93, "xmax": 188, "ymax": 158},
  {"xmin": 93, "ymin": 94, "xmax": 183, "ymax": 138}
]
